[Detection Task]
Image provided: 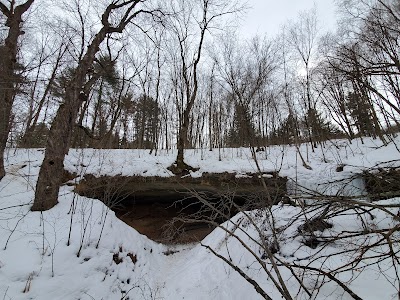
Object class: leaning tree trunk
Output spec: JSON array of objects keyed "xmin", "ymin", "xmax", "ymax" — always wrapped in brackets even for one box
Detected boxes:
[
  {"xmin": 0, "ymin": 0, "xmax": 35, "ymax": 180},
  {"xmin": 32, "ymin": 28, "xmax": 107, "ymax": 211},
  {"xmin": 32, "ymin": 0, "xmax": 148, "ymax": 211},
  {"xmin": 32, "ymin": 100, "xmax": 79, "ymax": 211}
]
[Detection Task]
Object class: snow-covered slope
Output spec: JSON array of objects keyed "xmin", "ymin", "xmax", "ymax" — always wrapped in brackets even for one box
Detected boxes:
[{"xmin": 0, "ymin": 137, "xmax": 399, "ymax": 299}]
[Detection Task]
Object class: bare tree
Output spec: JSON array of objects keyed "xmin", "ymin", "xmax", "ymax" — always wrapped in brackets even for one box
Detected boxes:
[
  {"xmin": 287, "ymin": 7, "xmax": 320, "ymax": 149},
  {"xmin": 32, "ymin": 0, "xmax": 161, "ymax": 211},
  {"xmin": 330, "ymin": 0, "xmax": 400, "ymax": 137},
  {"xmin": 314, "ymin": 45, "xmax": 356, "ymax": 140},
  {"xmin": 20, "ymin": 39, "xmax": 68, "ymax": 147},
  {"xmin": 0, "ymin": 0, "xmax": 34, "ymax": 180},
  {"xmin": 214, "ymin": 35, "xmax": 278, "ymax": 148},
  {"xmin": 276, "ymin": 28, "xmax": 312, "ymax": 169},
  {"xmin": 166, "ymin": 0, "xmax": 243, "ymax": 174}
]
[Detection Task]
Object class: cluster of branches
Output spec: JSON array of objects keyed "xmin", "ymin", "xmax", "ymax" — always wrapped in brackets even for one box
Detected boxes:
[
  {"xmin": 319, "ymin": 0, "xmax": 400, "ymax": 144},
  {"xmin": 169, "ymin": 171, "xmax": 400, "ymax": 299}
]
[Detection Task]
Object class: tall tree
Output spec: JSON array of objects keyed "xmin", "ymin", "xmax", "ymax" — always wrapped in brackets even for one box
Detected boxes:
[
  {"xmin": 0, "ymin": 0, "xmax": 34, "ymax": 180},
  {"xmin": 133, "ymin": 94, "xmax": 159, "ymax": 149},
  {"xmin": 32, "ymin": 0, "xmax": 160, "ymax": 211},
  {"xmin": 20, "ymin": 43, "xmax": 68, "ymax": 148},
  {"xmin": 226, "ymin": 102, "xmax": 258, "ymax": 147},
  {"xmin": 167, "ymin": 0, "xmax": 242, "ymax": 174},
  {"xmin": 214, "ymin": 35, "xmax": 277, "ymax": 148},
  {"xmin": 332, "ymin": 0, "xmax": 400, "ymax": 133},
  {"xmin": 287, "ymin": 7, "xmax": 319, "ymax": 148}
]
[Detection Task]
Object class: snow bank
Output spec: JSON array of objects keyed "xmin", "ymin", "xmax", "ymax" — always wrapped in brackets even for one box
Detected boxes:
[{"xmin": 0, "ymin": 137, "xmax": 398, "ymax": 299}]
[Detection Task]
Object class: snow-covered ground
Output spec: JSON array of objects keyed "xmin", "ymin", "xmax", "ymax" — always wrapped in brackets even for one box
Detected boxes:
[{"xmin": 0, "ymin": 137, "xmax": 399, "ymax": 299}]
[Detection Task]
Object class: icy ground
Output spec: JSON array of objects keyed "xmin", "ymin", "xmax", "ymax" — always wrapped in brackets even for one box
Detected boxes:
[{"xmin": 0, "ymin": 137, "xmax": 399, "ymax": 299}]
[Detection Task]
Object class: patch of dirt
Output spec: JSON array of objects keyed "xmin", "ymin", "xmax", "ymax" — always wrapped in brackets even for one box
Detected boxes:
[
  {"xmin": 115, "ymin": 202, "xmax": 213, "ymax": 244},
  {"xmin": 298, "ymin": 218, "xmax": 333, "ymax": 233},
  {"xmin": 113, "ymin": 253, "xmax": 123, "ymax": 264},
  {"xmin": 127, "ymin": 253, "xmax": 137, "ymax": 264}
]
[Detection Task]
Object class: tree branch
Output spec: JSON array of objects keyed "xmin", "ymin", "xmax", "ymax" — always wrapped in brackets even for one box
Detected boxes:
[{"xmin": 0, "ymin": 1, "xmax": 10, "ymax": 17}]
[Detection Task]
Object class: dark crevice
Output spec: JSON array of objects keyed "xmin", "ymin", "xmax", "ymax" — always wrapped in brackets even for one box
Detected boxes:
[{"xmin": 74, "ymin": 172, "xmax": 287, "ymax": 244}]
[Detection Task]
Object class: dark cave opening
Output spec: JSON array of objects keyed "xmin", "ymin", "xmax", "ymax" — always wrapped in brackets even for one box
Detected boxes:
[
  {"xmin": 74, "ymin": 172, "xmax": 287, "ymax": 244},
  {"xmin": 113, "ymin": 194, "xmax": 239, "ymax": 244}
]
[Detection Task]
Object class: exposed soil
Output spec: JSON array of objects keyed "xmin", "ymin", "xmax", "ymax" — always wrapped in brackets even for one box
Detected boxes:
[
  {"xmin": 114, "ymin": 202, "xmax": 214, "ymax": 244},
  {"xmin": 74, "ymin": 171, "xmax": 287, "ymax": 244}
]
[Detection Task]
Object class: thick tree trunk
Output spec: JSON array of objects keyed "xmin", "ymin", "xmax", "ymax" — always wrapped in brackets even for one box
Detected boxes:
[
  {"xmin": 176, "ymin": 124, "xmax": 187, "ymax": 169},
  {"xmin": 171, "ymin": 104, "xmax": 200, "ymax": 175},
  {"xmin": 0, "ymin": 0, "xmax": 34, "ymax": 180},
  {"xmin": 31, "ymin": 95, "xmax": 81, "ymax": 210},
  {"xmin": 32, "ymin": 29, "xmax": 107, "ymax": 211},
  {"xmin": 174, "ymin": 103, "xmax": 197, "ymax": 173},
  {"xmin": 31, "ymin": 0, "xmax": 147, "ymax": 210}
]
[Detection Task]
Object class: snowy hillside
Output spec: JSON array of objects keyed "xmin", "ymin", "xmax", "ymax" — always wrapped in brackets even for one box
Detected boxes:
[{"xmin": 0, "ymin": 137, "xmax": 399, "ymax": 300}]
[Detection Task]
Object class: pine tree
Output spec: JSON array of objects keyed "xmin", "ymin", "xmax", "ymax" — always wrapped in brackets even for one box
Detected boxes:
[
  {"xmin": 346, "ymin": 92, "xmax": 376, "ymax": 137},
  {"xmin": 226, "ymin": 104, "xmax": 258, "ymax": 147},
  {"xmin": 133, "ymin": 95, "xmax": 160, "ymax": 149}
]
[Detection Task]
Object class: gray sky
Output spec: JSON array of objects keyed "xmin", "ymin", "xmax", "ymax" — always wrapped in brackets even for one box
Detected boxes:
[{"xmin": 239, "ymin": 0, "xmax": 338, "ymax": 38}]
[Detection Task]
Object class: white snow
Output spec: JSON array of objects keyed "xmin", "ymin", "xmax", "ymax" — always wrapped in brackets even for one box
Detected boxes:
[{"xmin": 0, "ymin": 137, "xmax": 399, "ymax": 299}]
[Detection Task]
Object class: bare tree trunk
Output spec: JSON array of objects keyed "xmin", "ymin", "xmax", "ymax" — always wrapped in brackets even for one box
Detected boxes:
[
  {"xmin": 34, "ymin": 68, "xmax": 99, "ymax": 209},
  {"xmin": 170, "ymin": 0, "xmax": 240, "ymax": 173},
  {"xmin": 176, "ymin": 116, "xmax": 190, "ymax": 170},
  {"xmin": 32, "ymin": 30, "xmax": 107, "ymax": 211},
  {"xmin": 101, "ymin": 101, "xmax": 122, "ymax": 148},
  {"xmin": 32, "ymin": 2, "xmax": 155, "ymax": 210},
  {"xmin": 0, "ymin": 0, "xmax": 35, "ymax": 180}
]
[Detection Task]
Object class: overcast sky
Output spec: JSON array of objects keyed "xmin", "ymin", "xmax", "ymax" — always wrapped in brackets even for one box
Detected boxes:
[{"xmin": 238, "ymin": 0, "xmax": 338, "ymax": 38}]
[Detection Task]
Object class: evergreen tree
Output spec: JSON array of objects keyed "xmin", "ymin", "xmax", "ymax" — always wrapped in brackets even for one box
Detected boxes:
[
  {"xmin": 18, "ymin": 122, "xmax": 50, "ymax": 148},
  {"xmin": 270, "ymin": 111, "xmax": 341, "ymax": 146},
  {"xmin": 307, "ymin": 108, "xmax": 342, "ymax": 144},
  {"xmin": 226, "ymin": 104, "xmax": 258, "ymax": 147},
  {"xmin": 346, "ymin": 91, "xmax": 376, "ymax": 137},
  {"xmin": 269, "ymin": 114, "xmax": 299, "ymax": 145},
  {"xmin": 132, "ymin": 94, "xmax": 160, "ymax": 149}
]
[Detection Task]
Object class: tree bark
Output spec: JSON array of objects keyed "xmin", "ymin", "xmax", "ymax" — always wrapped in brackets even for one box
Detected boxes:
[
  {"xmin": 0, "ymin": 0, "xmax": 35, "ymax": 180},
  {"xmin": 172, "ymin": 2, "xmax": 208, "ymax": 173},
  {"xmin": 32, "ymin": 0, "xmax": 151, "ymax": 210},
  {"xmin": 32, "ymin": 28, "xmax": 107, "ymax": 211}
]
